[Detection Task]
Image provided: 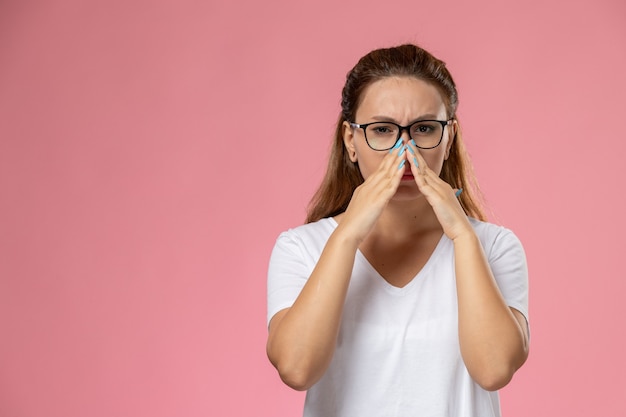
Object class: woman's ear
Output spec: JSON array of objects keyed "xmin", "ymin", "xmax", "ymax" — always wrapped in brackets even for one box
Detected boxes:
[
  {"xmin": 342, "ymin": 121, "xmax": 358, "ymax": 162},
  {"xmin": 444, "ymin": 120, "xmax": 458, "ymax": 160}
]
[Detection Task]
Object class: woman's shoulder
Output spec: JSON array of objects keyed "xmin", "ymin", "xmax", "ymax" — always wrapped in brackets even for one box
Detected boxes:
[
  {"xmin": 469, "ymin": 217, "xmax": 514, "ymax": 234},
  {"xmin": 468, "ymin": 217, "xmax": 524, "ymax": 254},
  {"xmin": 276, "ymin": 217, "xmax": 338, "ymax": 245},
  {"xmin": 271, "ymin": 217, "xmax": 338, "ymax": 261}
]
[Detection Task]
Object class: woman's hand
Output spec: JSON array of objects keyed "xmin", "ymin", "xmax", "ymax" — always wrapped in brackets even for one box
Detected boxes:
[
  {"xmin": 338, "ymin": 140, "xmax": 405, "ymax": 244},
  {"xmin": 406, "ymin": 140, "xmax": 473, "ymax": 241},
  {"xmin": 406, "ymin": 141, "xmax": 528, "ymax": 389},
  {"xmin": 267, "ymin": 140, "xmax": 406, "ymax": 391}
]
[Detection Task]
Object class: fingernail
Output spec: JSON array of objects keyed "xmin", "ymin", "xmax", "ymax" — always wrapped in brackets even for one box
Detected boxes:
[
  {"xmin": 413, "ymin": 157, "xmax": 419, "ymax": 167},
  {"xmin": 399, "ymin": 145, "xmax": 406, "ymax": 156},
  {"xmin": 398, "ymin": 160, "xmax": 406, "ymax": 170},
  {"xmin": 455, "ymin": 188, "xmax": 463, "ymax": 198},
  {"xmin": 389, "ymin": 139, "xmax": 403, "ymax": 153},
  {"xmin": 407, "ymin": 145, "xmax": 415, "ymax": 155},
  {"xmin": 410, "ymin": 139, "xmax": 416, "ymax": 147}
]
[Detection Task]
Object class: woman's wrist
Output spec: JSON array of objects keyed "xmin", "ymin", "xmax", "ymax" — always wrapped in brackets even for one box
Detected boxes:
[
  {"xmin": 451, "ymin": 227, "xmax": 480, "ymax": 246},
  {"xmin": 331, "ymin": 223, "xmax": 363, "ymax": 251}
]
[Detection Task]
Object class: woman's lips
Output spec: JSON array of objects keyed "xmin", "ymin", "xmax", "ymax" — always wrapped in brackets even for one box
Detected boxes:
[{"xmin": 402, "ymin": 168, "xmax": 414, "ymax": 180}]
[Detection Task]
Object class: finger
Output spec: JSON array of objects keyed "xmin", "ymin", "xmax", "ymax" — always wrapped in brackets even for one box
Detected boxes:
[
  {"xmin": 380, "ymin": 142, "xmax": 406, "ymax": 191},
  {"xmin": 421, "ymin": 166, "xmax": 453, "ymax": 195},
  {"xmin": 406, "ymin": 141, "xmax": 437, "ymax": 193},
  {"xmin": 407, "ymin": 149, "xmax": 457, "ymax": 204},
  {"xmin": 406, "ymin": 141, "xmax": 425, "ymax": 181},
  {"xmin": 406, "ymin": 140, "xmax": 452, "ymax": 193},
  {"xmin": 387, "ymin": 138, "xmax": 408, "ymax": 169},
  {"xmin": 358, "ymin": 141, "xmax": 405, "ymax": 202},
  {"xmin": 408, "ymin": 143, "xmax": 444, "ymax": 193},
  {"xmin": 406, "ymin": 140, "xmax": 428, "ymax": 176},
  {"xmin": 374, "ymin": 139, "xmax": 407, "ymax": 179}
]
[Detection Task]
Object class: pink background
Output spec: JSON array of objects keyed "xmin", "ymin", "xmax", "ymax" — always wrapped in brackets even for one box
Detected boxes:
[{"xmin": 1, "ymin": 0, "xmax": 625, "ymax": 416}]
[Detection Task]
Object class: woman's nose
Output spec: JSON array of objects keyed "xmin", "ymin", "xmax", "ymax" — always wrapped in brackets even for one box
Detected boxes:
[{"xmin": 399, "ymin": 128, "xmax": 411, "ymax": 143}]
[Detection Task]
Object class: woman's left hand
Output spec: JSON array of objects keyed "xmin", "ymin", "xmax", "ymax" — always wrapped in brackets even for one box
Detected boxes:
[{"xmin": 406, "ymin": 141, "xmax": 473, "ymax": 241}]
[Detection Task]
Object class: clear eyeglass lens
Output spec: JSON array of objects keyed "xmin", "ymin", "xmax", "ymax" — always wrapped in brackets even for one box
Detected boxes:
[{"xmin": 365, "ymin": 122, "xmax": 443, "ymax": 150}]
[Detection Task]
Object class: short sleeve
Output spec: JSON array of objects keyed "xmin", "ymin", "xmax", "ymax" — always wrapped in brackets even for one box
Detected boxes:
[
  {"xmin": 485, "ymin": 228, "xmax": 529, "ymax": 324},
  {"xmin": 266, "ymin": 231, "xmax": 313, "ymax": 326}
]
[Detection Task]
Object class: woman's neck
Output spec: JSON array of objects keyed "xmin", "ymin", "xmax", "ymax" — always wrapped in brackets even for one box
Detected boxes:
[{"xmin": 369, "ymin": 197, "xmax": 442, "ymax": 242}]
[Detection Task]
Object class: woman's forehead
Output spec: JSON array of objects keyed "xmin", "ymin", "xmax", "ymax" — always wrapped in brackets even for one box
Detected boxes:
[{"xmin": 356, "ymin": 76, "xmax": 447, "ymax": 120}]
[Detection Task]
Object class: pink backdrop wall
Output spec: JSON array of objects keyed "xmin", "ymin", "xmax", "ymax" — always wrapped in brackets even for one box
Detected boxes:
[{"xmin": 1, "ymin": 0, "xmax": 625, "ymax": 416}]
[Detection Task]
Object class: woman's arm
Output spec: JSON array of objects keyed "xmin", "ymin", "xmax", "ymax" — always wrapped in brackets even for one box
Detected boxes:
[
  {"xmin": 266, "ymin": 228, "xmax": 359, "ymax": 391},
  {"xmin": 453, "ymin": 232, "xmax": 529, "ymax": 391},
  {"xmin": 267, "ymin": 144, "xmax": 406, "ymax": 391},
  {"xmin": 408, "ymin": 143, "xmax": 529, "ymax": 391}
]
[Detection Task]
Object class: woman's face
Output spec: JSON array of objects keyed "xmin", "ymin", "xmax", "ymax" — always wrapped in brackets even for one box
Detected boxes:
[{"xmin": 343, "ymin": 76, "xmax": 455, "ymax": 200}]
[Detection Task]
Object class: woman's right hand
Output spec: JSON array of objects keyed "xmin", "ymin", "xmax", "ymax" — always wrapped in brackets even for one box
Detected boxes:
[
  {"xmin": 267, "ymin": 141, "xmax": 406, "ymax": 391},
  {"xmin": 336, "ymin": 140, "xmax": 406, "ymax": 244}
]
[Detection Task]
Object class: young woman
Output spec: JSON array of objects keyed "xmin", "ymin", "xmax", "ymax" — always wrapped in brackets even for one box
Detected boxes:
[{"xmin": 266, "ymin": 44, "xmax": 529, "ymax": 417}]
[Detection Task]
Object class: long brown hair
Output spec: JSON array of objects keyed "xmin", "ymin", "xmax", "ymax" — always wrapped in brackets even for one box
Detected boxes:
[{"xmin": 306, "ymin": 44, "xmax": 486, "ymax": 223}]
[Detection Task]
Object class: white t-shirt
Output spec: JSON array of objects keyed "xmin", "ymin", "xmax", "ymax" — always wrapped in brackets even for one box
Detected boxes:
[{"xmin": 267, "ymin": 217, "xmax": 528, "ymax": 417}]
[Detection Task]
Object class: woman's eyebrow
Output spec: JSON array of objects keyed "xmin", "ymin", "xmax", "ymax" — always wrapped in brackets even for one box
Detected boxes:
[{"xmin": 370, "ymin": 113, "xmax": 440, "ymax": 123}]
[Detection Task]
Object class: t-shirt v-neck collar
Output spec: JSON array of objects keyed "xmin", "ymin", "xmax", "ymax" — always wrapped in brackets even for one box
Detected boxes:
[{"xmin": 327, "ymin": 217, "xmax": 449, "ymax": 294}]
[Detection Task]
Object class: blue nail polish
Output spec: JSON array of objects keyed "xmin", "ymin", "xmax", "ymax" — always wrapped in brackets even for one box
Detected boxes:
[
  {"xmin": 407, "ymin": 145, "xmax": 415, "ymax": 155},
  {"xmin": 413, "ymin": 157, "xmax": 419, "ymax": 167},
  {"xmin": 389, "ymin": 139, "xmax": 402, "ymax": 153},
  {"xmin": 410, "ymin": 139, "xmax": 416, "ymax": 147},
  {"xmin": 455, "ymin": 188, "xmax": 463, "ymax": 197},
  {"xmin": 398, "ymin": 160, "xmax": 406, "ymax": 170},
  {"xmin": 399, "ymin": 145, "xmax": 406, "ymax": 156}
]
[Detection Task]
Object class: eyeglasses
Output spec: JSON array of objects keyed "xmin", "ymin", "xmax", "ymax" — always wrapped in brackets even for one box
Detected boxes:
[{"xmin": 350, "ymin": 119, "xmax": 453, "ymax": 151}]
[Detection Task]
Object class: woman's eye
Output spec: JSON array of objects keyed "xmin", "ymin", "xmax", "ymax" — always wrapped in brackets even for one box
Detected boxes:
[
  {"xmin": 371, "ymin": 125, "xmax": 396, "ymax": 135},
  {"xmin": 413, "ymin": 123, "xmax": 436, "ymax": 135}
]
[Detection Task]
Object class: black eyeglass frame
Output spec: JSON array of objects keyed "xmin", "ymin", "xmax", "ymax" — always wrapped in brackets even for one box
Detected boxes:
[{"xmin": 349, "ymin": 119, "xmax": 454, "ymax": 151}]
